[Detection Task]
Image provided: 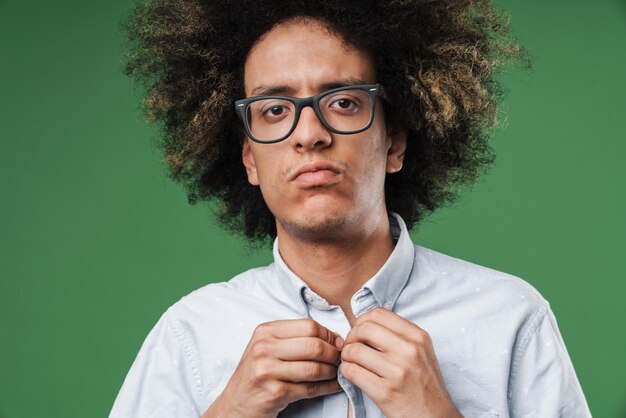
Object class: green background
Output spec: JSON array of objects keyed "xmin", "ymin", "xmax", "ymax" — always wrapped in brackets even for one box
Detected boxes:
[{"xmin": 1, "ymin": 0, "xmax": 624, "ymax": 416}]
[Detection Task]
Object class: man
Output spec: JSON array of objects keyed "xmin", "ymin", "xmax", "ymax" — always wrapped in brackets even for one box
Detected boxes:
[{"xmin": 112, "ymin": 1, "xmax": 591, "ymax": 417}]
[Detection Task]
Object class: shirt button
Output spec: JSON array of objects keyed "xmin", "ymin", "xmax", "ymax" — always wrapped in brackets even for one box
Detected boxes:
[
  {"xmin": 304, "ymin": 293, "xmax": 314, "ymax": 303},
  {"xmin": 384, "ymin": 302, "xmax": 393, "ymax": 309}
]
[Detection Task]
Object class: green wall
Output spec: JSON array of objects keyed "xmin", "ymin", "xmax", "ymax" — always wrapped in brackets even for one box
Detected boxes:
[{"xmin": 1, "ymin": 0, "xmax": 624, "ymax": 416}]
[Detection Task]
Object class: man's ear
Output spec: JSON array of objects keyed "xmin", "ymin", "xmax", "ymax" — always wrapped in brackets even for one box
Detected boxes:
[
  {"xmin": 386, "ymin": 127, "xmax": 407, "ymax": 174},
  {"xmin": 242, "ymin": 138, "xmax": 260, "ymax": 186}
]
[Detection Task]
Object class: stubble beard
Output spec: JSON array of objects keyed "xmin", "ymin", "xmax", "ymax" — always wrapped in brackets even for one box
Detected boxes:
[{"xmin": 275, "ymin": 207, "xmax": 359, "ymax": 244}]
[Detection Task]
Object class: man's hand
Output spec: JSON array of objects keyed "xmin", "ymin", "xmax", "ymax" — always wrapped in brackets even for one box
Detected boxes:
[
  {"xmin": 340, "ymin": 307, "xmax": 462, "ymax": 418},
  {"xmin": 202, "ymin": 319, "xmax": 344, "ymax": 418}
]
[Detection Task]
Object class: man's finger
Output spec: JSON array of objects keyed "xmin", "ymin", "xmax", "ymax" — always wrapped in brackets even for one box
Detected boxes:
[
  {"xmin": 339, "ymin": 361, "xmax": 383, "ymax": 402},
  {"xmin": 273, "ymin": 337, "xmax": 341, "ymax": 364},
  {"xmin": 260, "ymin": 319, "xmax": 343, "ymax": 349},
  {"xmin": 354, "ymin": 307, "xmax": 426, "ymax": 344},
  {"xmin": 289, "ymin": 378, "xmax": 343, "ymax": 402},
  {"xmin": 344, "ymin": 319, "xmax": 407, "ymax": 352},
  {"xmin": 340, "ymin": 342, "xmax": 391, "ymax": 378},
  {"xmin": 270, "ymin": 360, "xmax": 338, "ymax": 383}
]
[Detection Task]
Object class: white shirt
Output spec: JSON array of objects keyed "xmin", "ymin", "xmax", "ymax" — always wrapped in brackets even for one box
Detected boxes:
[{"xmin": 110, "ymin": 214, "xmax": 591, "ymax": 418}]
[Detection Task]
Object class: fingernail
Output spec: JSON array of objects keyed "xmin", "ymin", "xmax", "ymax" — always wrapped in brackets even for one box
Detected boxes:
[{"xmin": 335, "ymin": 336, "xmax": 344, "ymax": 350}]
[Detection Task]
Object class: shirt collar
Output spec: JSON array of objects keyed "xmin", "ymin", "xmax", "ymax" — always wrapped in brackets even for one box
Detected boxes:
[{"xmin": 272, "ymin": 212, "xmax": 415, "ymax": 314}]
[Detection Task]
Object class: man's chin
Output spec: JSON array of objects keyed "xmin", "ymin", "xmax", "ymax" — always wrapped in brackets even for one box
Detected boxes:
[{"xmin": 276, "ymin": 211, "xmax": 354, "ymax": 242}]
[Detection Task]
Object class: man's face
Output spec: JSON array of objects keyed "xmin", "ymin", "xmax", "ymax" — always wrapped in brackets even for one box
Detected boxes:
[{"xmin": 242, "ymin": 18, "xmax": 405, "ymax": 241}]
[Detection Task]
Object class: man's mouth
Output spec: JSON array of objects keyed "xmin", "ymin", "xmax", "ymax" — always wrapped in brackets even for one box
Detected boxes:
[{"xmin": 289, "ymin": 161, "xmax": 342, "ymax": 187}]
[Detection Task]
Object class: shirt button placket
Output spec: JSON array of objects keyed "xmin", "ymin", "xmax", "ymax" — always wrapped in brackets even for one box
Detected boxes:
[{"xmin": 303, "ymin": 290, "xmax": 359, "ymax": 418}]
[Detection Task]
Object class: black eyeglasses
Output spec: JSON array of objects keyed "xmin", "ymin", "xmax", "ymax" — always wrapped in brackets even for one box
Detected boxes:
[{"xmin": 234, "ymin": 83, "xmax": 386, "ymax": 144}]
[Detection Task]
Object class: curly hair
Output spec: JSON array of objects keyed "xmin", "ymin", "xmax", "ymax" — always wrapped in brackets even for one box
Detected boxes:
[{"xmin": 122, "ymin": 0, "xmax": 528, "ymax": 244}]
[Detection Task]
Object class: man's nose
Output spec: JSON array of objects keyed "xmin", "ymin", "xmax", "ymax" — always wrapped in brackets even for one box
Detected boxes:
[{"xmin": 289, "ymin": 106, "xmax": 332, "ymax": 151}]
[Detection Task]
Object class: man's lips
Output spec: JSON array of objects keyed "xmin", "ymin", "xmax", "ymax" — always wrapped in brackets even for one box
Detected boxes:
[{"xmin": 289, "ymin": 161, "xmax": 342, "ymax": 187}]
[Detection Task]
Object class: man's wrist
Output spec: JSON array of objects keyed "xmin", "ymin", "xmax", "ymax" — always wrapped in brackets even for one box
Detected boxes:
[
  {"xmin": 200, "ymin": 393, "xmax": 254, "ymax": 418},
  {"xmin": 201, "ymin": 394, "xmax": 228, "ymax": 418}
]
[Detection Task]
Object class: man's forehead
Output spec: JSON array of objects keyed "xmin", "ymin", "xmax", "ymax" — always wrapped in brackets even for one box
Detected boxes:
[{"xmin": 242, "ymin": 20, "xmax": 375, "ymax": 97}]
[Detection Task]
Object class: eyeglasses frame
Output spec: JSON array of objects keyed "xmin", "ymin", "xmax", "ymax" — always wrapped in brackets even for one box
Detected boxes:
[{"xmin": 234, "ymin": 83, "xmax": 387, "ymax": 144}]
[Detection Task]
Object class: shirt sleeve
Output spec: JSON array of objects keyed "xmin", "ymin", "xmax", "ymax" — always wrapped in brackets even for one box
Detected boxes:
[
  {"xmin": 109, "ymin": 309, "xmax": 204, "ymax": 418},
  {"xmin": 507, "ymin": 303, "xmax": 591, "ymax": 417}
]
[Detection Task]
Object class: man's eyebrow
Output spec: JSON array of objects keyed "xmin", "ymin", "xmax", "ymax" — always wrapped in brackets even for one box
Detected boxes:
[
  {"xmin": 249, "ymin": 78, "xmax": 370, "ymax": 98},
  {"xmin": 319, "ymin": 78, "xmax": 369, "ymax": 91},
  {"xmin": 250, "ymin": 85, "xmax": 293, "ymax": 97}
]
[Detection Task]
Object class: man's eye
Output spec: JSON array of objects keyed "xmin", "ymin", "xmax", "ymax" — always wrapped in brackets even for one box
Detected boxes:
[
  {"xmin": 329, "ymin": 98, "xmax": 359, "ymax": 111},
  {"xmin": 263, "ymin": 105, "xmax": 289, "ymax": 117}
]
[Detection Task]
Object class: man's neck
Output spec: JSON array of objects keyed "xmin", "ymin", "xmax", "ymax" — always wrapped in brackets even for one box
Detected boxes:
[{"xmin": 276, "ymin": 213, "xmax": 396, "ymax": 321}]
